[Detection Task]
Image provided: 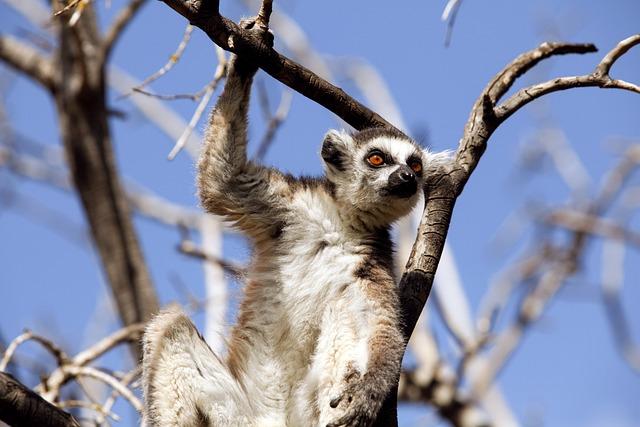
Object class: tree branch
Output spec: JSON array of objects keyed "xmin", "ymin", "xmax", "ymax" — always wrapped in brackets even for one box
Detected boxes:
[
  {"xmin": 158, "ymin": 0, "xmax": 396, "ymax": 131},
  {"xmin": 0, "ymin": 372, "xmax": 80, "ymax": 427},
  {"xmin": 496, "ymin": 35, "xmax": 640, "ymax": 121},
  {"xmin": 0, "ymin": 35, "xmax": 55, "ymax": 91},
  {"xmin": 53, "ymin": 3, "xmax": 159, "ymax": 338},
  {"xmin": 101, "ymin": 0, "xmax": 149, "ymax": 62}
]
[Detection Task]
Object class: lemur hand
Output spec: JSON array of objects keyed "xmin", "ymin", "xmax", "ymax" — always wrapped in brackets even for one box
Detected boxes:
[
  {"xmin": 326, "ymin": 365, "xmax": 384, "ymax": 427},
  {"xmin": 229, "ymin": 17, "xmax": 274, "ymax": 78}
]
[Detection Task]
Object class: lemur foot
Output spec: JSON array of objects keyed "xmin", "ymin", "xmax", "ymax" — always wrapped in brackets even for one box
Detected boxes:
[{"xmin": 326, "ymin": 365, "xmax": 383, "ymax": 427}]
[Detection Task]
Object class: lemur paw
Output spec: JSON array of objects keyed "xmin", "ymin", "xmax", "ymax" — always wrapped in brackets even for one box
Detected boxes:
[
  {"xmin": 229, "ymin": 16, "xmax": 274, "ymax": 77},
  {"xmin": 326, "ymin": 366, "xmax": 383, "ymax": 427},
  {"xmin": 238, "ymin": 17, "xmax": 274, "ymax": 47}
]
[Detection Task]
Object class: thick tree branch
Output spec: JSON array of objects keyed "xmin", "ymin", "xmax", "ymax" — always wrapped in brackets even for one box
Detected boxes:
[
  {"xmin": 53, "ymin": 3, "xmax": 159, "ymax": 341},
  {"xmin": 0, "ymin": 372, "xmax": 80, "ymax": 427},
  {"xmin": 159, "ymin": 0, "xmax": 396, "ymax": 131},
  {"xmin": 0, "ymin": 35, "xmax": 55, "ymax": 91}
]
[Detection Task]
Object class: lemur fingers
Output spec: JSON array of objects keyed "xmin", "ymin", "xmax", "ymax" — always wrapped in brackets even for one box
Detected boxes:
[
  {"xmin": 326, "ymin": 366, "xmax": 384, "ymax": 427},
  {"xmin": 230, "ymin": 16, "xmax": 274, "ymax": 78}
]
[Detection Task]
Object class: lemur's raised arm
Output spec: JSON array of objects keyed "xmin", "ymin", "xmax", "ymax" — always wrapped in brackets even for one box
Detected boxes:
[{"xmin": 197, "ymin": 24, "xmax": 287, "ymax": 239}]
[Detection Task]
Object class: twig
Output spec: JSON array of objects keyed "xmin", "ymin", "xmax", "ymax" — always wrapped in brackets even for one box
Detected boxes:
[
  {"xmin": 256, "ymin": 0, "xmax": 273, "ymax": 29},
  {"xmin": 0, "ymin": 36, "xmax": 55, "ymax": 91},
  {"xmin": 62, "ymin": 366, "xmax": 143, "ymax": 412},
  {"xmin": 58, "ymin": 400, "xmax": 119, "ymax": 421},
  {"xmin": 0, "ymin": 330, "xmax": 70, "ymax": 371},
  {"xmin": 132, "ymin": 85, "xmax": 208, "ymax": 101},
  {"xmin": 167, "ymin": 48, "xmax": 227, "ymax": 160},
  {"xmin": 544, "ymin": 209, "xmax": 640, "ymax": 247},
  {"xmin": 37, "ymin": 324, "xmax": 143, "ymax": 402},
  {"xmin": 254, "ymin": 89, "xmax": 293, "ymax": 160},
  {"xmin": 441, "ymin": 0, "xmax": 464, "ymax": 47},
  {"xmin": 99, "ymin": 367, "xmax": 140, "ymax": 424},
  {"xmin": 101, "ymin": 0, "xmax": 148, "ymax": 62},
  {"xmin": 471, "ymin": 148, "xmax": 640, "ymax": 395},
  {"xmin": 73, "ymin": 324, "xmax": 144, "ymax": 367},
  {"xmin": 121, "ymin": 24, "xmax": 194, "ymax": 98},
  {"xmin": 178, "ymin": 240, "xmax": 246, "ymax": 279},
  {"xmin": 53, "ymin": 0, "xmax": 83, "ymax": 17},
  {"xmin": 0, "ymin": 144, "xmax": 205, "ymax": 230}
]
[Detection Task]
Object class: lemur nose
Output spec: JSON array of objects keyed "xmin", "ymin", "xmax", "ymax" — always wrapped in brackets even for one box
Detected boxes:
[{"xmin": 400, "ymin": 170, "xmax": 416, "ymax": 182}]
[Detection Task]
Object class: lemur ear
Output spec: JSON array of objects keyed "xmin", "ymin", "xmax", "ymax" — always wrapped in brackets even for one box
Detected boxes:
[{"xmin": 321, "ymin": 130, "xmax": 352, "ymax": 172}]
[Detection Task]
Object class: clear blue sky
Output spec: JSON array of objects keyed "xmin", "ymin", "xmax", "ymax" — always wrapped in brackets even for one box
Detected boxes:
[{"xmin": 1, "ymin": 0, "xmax": 639, "ymax": 426}]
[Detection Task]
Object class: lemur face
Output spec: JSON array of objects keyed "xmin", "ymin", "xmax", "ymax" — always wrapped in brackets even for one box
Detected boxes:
[{"xmin": 321, "ymin": 128, "xmax": 434, "ymax": 225}]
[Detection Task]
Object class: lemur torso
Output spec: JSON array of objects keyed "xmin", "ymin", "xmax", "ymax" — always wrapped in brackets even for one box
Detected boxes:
[{"xmin": 226, "ymin": 179, "xmax": 396, "ymax": 425}]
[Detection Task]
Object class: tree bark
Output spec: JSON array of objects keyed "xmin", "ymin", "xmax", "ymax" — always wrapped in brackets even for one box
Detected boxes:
[
  {"xmin": 0, "ymin": 372, "xmax": 79, "ymax": 427},
  {"xmin": 53, "ymin": 3, "xmax": 158, "ymax": 354}
]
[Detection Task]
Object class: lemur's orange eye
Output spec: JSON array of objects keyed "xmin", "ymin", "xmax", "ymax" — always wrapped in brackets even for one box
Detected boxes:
[
  {"xmin": 409, "ymin": 161, "xmax": 422, "ymax": 173},
  {"xmin": 367, "ymin": 153, "xmax": 385, "ymax": 167}
]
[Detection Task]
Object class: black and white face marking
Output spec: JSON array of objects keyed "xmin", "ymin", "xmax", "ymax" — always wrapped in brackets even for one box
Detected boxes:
[
  {"xmin": 362, "ymin": 142, "xmax": 424, "ymax": 199},
  {"xmin": 320, "ymin": 128, "xmax": 437, "ymax": 227}
]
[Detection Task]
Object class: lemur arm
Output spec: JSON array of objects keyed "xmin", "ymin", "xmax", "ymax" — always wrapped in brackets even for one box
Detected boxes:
[
  {"xmin": 198, "ymin": 33, "xmax": 288, "ymax": 238},
  {"xmin": 325, "ymin": 269, "xmax": 405, "ymax": 427}
]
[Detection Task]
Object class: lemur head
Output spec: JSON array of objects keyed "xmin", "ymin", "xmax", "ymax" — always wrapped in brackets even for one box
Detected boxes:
[{"xmin": 321, "ymin": 128, "xmax": 442, "ymax": 228}]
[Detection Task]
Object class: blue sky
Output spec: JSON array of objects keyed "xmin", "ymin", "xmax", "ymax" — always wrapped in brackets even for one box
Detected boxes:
[{"xmin": 1, "ymin": 0, "xmax": 639, "ymax": 426}]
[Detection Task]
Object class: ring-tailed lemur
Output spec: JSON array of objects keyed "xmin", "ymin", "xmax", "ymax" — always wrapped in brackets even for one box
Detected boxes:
[{"xmin": 142, "ymin": 19, "xmax": 447, "ymax": 427}]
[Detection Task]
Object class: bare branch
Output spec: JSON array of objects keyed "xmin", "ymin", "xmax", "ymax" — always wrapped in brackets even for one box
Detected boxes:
[
  {"xmin": 159, "ymin": 0, "xmax": 396, "ymax": 131},
  {"xmin": 471, "ymin": 147, "xmax": 640, "ymax": 395},
  {"xmin": 0, "ymin": 372, "xmax": 80, "ymax": 427},
  {"xmin": 254, "ymin": 88, "xmax": 293, "ymax": 160},
  {"xmin": 109, "ymin": 66, "xmax": 202, "ymax": 159},
  {"xmin": 496, "ymin": 36, "xmax": 640, "ymax": 121},
  {"xmin": 0, "ymin": 145, "xmax": 205, "ymax": 231},
  {"xmin": 101, "ymin": 0, "xmax": 148, "ymax": 62},
  {"xmin": 545, "ymin": 209, "xmax": 640, "ymax": 247},
  {"xmin": 167, "ymin": 58, "xmax": 226, "ymax": 159},
  {"xmin": 58, "ymin": 399, "xmax": 119, "ymax": 421},
  {"xmin": 594, "ymin": 34, "xmax": 640, "ymax": 77},
  {"xmin": 486, "ymin": 42, "xmax": 597, "ymax": 104},
  {"xmin": 121, "ymin": 24, "xmax": 194, "ymax": 98},
  {"xmin": 441, "ymin": 0, "xmax": 463, "ymax": 47},
  {"xmin": 73, "ymin": 324, "xmax": 144, "ymax": 367},
  {"xmin": 100, "ymin": 367, "xmax": 140, "ymax": 423},
  {"xmin": 38, "ymin": 324, "xmax": 143, "ymax": 402},
  {"xmin": 0, "ymin": 330, "xmax": 70, "ymax": 371},
  {"xmin": 255, "ymin": 0, "xmax": 273, "ymax": 29},
  {"xmin": 398, "ymin": 367, "xmax": 488, "ymax": 427},
  {"xmin": 0, "ymin": 35, "xmax": 55, "ymax": 91},
  {"xmin": 601, "ymin": 240, "xmax": 640, "ymax": 373},
  {"xmin": 62, "ymin": 366, "xmax": 143, "ymax": 412},
  {"xmin": 178, "ymin": 240, "xmax": 246, "ymax": 279}
]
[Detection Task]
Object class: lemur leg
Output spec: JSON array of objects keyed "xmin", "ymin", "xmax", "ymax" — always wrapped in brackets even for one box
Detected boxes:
[{"xmin": 142, "ymin": 307, "xmax": 254, "ymax": 426}]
